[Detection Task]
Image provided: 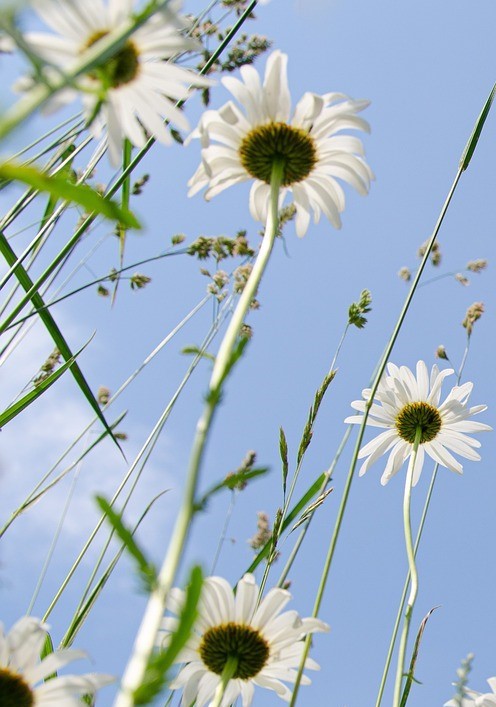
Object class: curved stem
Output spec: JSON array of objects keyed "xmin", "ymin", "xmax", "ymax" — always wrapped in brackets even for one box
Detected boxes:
[
  {"xmin": 114, "ymin": 162, "xmax": 283, "ymax": 707},
  {"xmin": 392, "ymin": 429, "xmax": 421, "ymax": 707},
  {"xmin": 374, "ymin": 464, "xmax": 439, "ymax": 707}
]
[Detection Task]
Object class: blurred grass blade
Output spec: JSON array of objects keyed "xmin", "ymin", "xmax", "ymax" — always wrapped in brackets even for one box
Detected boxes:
[
  {"xmin": 459, "ymin": 82, "xmax": 496, "ymax": 171},
  {"xmin": 96, "ymin": 496, "xmax": 157, "ymax": 592},
  {"xmin": 400, "ymin": 606, "xmax": 439, "ymax": 707},
  {"xmin": 0, "ymin": 336, "xmax": 93, "ymax": 428},
  {"xmin": 133, "ymin": 566, "xmax": 204, "ymax": 705},
  {"xmin": 0, "ymin": 161, "xmax": 140, "ymax": 228},
  {"xmin": 0, "ymin": 231, "xmax": 123, "ymax": 454}
]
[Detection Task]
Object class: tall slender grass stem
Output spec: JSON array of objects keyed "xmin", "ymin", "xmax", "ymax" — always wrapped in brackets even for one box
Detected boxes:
[{"xmin": 114, "ymin": 162, "xmax": 283, "ymax": 707}]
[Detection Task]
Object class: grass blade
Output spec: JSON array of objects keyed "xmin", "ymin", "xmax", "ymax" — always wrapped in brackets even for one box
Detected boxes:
[
  {"xmin": 0, "ymin": 162, "xmax": 140, "ymax": 228},
  {"xmin": 0, "ymin": 336, "xmax": 93, "ymax": 427},
  {"xmin": 0, "ymin": 231, "xmax": 123, "ymax": 453}
]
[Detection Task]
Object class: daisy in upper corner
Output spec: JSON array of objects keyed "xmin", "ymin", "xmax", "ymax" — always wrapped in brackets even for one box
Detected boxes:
[
  {"xmin": 16, "ymin": 0, "xmax": 210, "ymax": 164},
  {"xmin": 345, "ymin": 360, "xmax": 491, "ymax": 486},
  {"xmin": 0, "ymin": 615, "xmax": 113, "ymax": 705},
  {"xmin": 159, "ymin": 572, "xmax": 329, "ymax": 706},
  {"xmin": 187, "ymin": 49, "xmax": 373, "ymax": 237}
]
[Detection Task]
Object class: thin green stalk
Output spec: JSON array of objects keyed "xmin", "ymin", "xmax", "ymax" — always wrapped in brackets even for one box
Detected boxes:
[
  {"xmin": 374, "ymin": 464, "xmax": 439, "ymax": 707},
  {"xmin": 4, "ymin": 249, "xmax": 186, "ymax": 330},
  {"xmin": 114, "ymin": 161, "xmax": 283, "ymax": 707},
  {"xmin": 392, "ymin": 430, "xmax": 421, "ymax": 707}
]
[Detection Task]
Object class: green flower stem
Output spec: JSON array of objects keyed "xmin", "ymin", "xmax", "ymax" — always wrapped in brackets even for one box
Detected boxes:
[
  {"xmin": 374, "ymin": 465, "xmax": 439, "ymax": 707},
  {"xmin": 392, "ymin": 429, "xmax": 422, "ymax": 707},
  {"xmin": 114, "ymin": 162, "xmax": 283, "ymax": 707},
  {"xmin": 0, "ymin": 0, "xmax": 171, "ymax": 142},
  {"xmin": 211, "ymin": 657, "xmax": 239, "ymax": 707}
]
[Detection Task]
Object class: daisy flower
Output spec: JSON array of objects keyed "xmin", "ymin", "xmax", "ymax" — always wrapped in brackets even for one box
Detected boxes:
[
  {"xmin": 345, "ymin": 360, "xmax": 491, "ymax": 486},
  {"xmin": 444, "ymin": 678, "xmax": 496, "ymax": 706},
  {"xmin": 159, "ymin": 572, "xmax": 329, "ymax": 706},
  {"xmin": 0, "ymin": 615, "xmax": 114, "ymax": 705},
  {"xmin": 187, "ymin": 49, "xmax": 373, "ymax": 237},
  {"xmin": 19, "ymin": 0, "xmax": 210, "ymax": 164}
]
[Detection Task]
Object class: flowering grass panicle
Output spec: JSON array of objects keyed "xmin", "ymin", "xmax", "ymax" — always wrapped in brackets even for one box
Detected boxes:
[{"xmin": 345, "ymin": 360, "xmax": 491, "ymax": 486}]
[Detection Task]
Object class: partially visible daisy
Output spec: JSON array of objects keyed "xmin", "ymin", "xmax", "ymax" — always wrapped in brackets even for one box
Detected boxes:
[
  {"xmin": 444, "ymin": 678, "xmax": 496, "ymax": 706},
  {"xmin": 187, "ymin": 49, "xmax": 373, "ymax": 237},
  {"xmin": 159, "ymin": 572, "xmax": 329, "ymax": 706},
  {"xmin": 17, "ymin": 0, "xmax": 210, "ymax": 164},
  {"xmin": 0, "ymin": 615, "xmax": 114, "ymax": 705},
  {"xmin": 345, "ymin": 360, "xmax": 491, "ymax": 486}
]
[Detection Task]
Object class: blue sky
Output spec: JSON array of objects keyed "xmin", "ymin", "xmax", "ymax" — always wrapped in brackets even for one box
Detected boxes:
[{"xmin": 1, "ymin": 1, "xmax": 496, "ymax": 706}]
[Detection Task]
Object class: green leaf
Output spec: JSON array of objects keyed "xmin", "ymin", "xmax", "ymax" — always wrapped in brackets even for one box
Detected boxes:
[
  {"xmin": 400, "ymin": 606, "xmax": 439, "ymax": 707},
  {"xmin": 0, "ymin": 337, "xmax": 92, "ymax": 428},
  {"xmin": 133, "ymin": 566, "xmax": 203, "ymax": 705},
  {"xmin": 181, "ymin": 345, "xmax": 215, "ymax": 362},
  {"xmin": 459, "ymin": 82, "xmax": 496, "ymax": 171},
  {"xmin": 96, "ymin": 496, "xmax": 157, "ymax": 592},
  {"xmin": 0, "ymin": 161, "xmax": 140, "ymax": 228},
  {"xmin": 195, "ymin": 467, "xmax": 269, "ymax": 511}
]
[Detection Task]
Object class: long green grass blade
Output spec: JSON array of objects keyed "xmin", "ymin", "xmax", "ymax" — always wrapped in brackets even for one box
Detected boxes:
[
  {"xmin": 0, "ymin": 162, "xmax": 140, "ymax": 228},
  {"xmin": 0, "ymin": 231, "xmax": 123, "ymax": 453},
  {"xmin": 96, "ymin": 496, "xmax": 157, "ymax": 592},
  {"xmin": 459, "ymin": 83, "xmax": 496, "ymax": 171},
  {"xmin": 0, "ymin": 337, "xmax": 92, "ymax": 427}
]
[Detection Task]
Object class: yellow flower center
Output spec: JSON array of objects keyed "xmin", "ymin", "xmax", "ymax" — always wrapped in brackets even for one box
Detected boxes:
[
  {"xmin": 395, "ymin": 401, "xmax": 442, "ymax": 444},
  {"xmin": 239, "ymin": 122, "xmax": 317, "ymax": 186},
  {"xmin": 0, "ymin": 667, "xmax": 34, "ymax": 707},
  {"xmin": 83, "ymin": 30, "xmax": 139, "ymax": 88},
  {"xmin": 199, "ymin": 622, "xmax": 269, "ymax": 679}
]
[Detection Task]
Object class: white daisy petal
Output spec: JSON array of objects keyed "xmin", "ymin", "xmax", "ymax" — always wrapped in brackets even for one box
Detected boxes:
[{"xmin": 235, "ymin": 573, "xmax": 258, "ymax": 623}]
